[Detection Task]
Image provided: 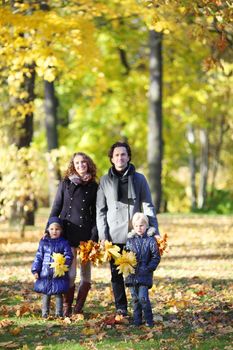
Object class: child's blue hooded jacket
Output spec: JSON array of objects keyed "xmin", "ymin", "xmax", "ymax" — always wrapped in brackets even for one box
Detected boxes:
[
  {"xmin": 31, "ymin": 236, "xmax": 73, "ymax": 295},
  {"xmin": 125, "ymin": 228, "xmax": 161, "ymax": 289}
]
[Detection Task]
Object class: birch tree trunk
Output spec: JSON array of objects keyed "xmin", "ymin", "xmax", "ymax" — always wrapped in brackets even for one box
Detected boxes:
[
  {"xmin": 147, "ymin": 30, "xmax": 163, "ymax": 212},
  {"xmin": 210, "ymin": 115, "xmax": 228, "ymax": 196},
  {"xmin": 198, "ymin": 128, "xmax": 209, "ymax": 209},
  {"xmin": 186, "ymin": 124, "xmax": 197, "ymax": 210}
]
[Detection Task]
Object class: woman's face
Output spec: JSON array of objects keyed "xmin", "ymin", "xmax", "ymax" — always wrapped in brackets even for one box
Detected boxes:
[{"xmin": 73, "ymin": 155, "xmax": 88, "ymax": 176}]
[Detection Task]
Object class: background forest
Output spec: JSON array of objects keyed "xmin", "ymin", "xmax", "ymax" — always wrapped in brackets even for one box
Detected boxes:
[{"xmin": 0, "ymin": 0, "xmax": 232, "ymax": 234}]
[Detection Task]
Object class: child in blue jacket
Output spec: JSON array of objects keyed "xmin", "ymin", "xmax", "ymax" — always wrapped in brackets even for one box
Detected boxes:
[
  {"xmin": 125, "ymin": 212, "xmax": 161, "ymax": 327},
  {"xmin": 31, "ymin": 217, "xmax": 73, "ymax": 318}
]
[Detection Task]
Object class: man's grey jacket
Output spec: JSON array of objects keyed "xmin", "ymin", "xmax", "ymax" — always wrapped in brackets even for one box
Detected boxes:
[{"xmin": 96, "ymin": 166, "xmax": 159, "ymax": 244}]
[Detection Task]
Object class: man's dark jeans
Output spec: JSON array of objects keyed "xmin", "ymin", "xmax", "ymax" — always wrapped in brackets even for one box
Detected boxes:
[{"xmin": 110, "ymin": 244, "xmax": 127, "ymax": 314}]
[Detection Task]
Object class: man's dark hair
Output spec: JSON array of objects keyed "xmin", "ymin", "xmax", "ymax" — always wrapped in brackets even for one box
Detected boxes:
[{"xmin": 108, "ymin": 141, "xmax": 132, "ymax": 163}]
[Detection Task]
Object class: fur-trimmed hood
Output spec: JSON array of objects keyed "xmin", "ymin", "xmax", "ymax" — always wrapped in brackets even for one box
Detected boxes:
[{"xmin": 127, "ymin": 226, "xmax": 156, "ymax": 238}]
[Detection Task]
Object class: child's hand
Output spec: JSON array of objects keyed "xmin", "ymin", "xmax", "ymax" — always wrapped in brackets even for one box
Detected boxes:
[{"xmin": 33, "ymin": 273, "xmax": 39, "ymax": 280}]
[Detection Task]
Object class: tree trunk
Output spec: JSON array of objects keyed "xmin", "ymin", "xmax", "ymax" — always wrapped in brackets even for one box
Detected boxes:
[
  {"xmin": 17, "ymin": 64, "xmax": 35, "ymax": 148},
  {"xmin": 11, "ymin": 63, "xmax": 36, "ymax": 234},
  {"xmin": 210, "ymin": 115, "xmax": 228, "ymax": 197},
  {"xmin": 198, "ymin": 128, "xmax": 209, "ymax": 209},
  {"xmin": 147, "ymin": 30, "xmax": 163, "ymax": 213},
  {"xmin": 44, "ymin": 80, "xmax": 61, "ymax": 206},
  {"xmin": 186, "ymin": 124, "xmax": 197, "ymax": 210},
  {"xmin": 44, "ymin": 80, "xmax": 58, "ymax": 150}
]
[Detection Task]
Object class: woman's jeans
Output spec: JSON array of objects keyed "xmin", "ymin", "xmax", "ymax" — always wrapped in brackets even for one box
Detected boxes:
[
  {"xmin": 130, "ymin": 285, "xmax": 153, "ymax": 325},
  {"xmin": 42, "ymin": 294, "xmax": 63, "ymax": 317}
]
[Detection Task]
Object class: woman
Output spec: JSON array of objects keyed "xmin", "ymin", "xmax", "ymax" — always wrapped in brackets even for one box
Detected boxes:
[{"xmin": 49, "ymin": 152, "xmax": 98, "ymax": 316}]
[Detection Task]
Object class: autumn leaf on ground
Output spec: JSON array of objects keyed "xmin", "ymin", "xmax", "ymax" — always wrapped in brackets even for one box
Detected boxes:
[
  {"xmin": 16, "ymin": 304, "xmax": 31, "ymax": 317},
  {"xmin": 50, "ymin": 252, "xmax": 69, "ymax": 277},
  {"xmin": 156, "ymin": 233, "xmax": 168, "ymax": 255},
  {"xmin": 72, "ymin": 313, "xmax": 85, "ymax": 322},
  {"xmin": 9, "ymin": 327, "xmax": 22, "ymax": 336},
  {"xmin": 0, "ymin": 341, "xmax": 20, "ymax": 349},
  {"xmin": 102, "ymin": 241, "xmax": 121, "ymax": 262},
  {"xmin": 0, "ymin": 319, "xmax": 14, "ymax": 328},
  {"xmin": 81, "ymin": 327, "xmax": 96, "ymax": 335},
  {"xmin": 115, "ymin": 250, "xmax": 137, "ymax": 277}
]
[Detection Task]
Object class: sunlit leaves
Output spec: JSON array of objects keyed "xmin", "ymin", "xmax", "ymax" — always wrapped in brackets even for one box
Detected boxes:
[
  {"xmin": 102, "ymin": 241, "xmax": 121, "ymax": 262},
  {"xmin": 0, "ymin": 145, "xmax": 46, "ymax": 220},
  {"xmin": 156, "ymin": 233, "xmax": 168, "ymax": 256},
  {"xmin": 50, "ymin": 253, "xmax": 69, "ymax": 277},
  {"xmin": 115, "ymin": 250, "xmax": 137, "ymax": 277}
]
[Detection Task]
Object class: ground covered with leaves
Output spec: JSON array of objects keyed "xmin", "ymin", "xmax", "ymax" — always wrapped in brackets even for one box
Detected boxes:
[{"xmin": 0, "ymin": 212, "xmax": 232, "ymax": 350}]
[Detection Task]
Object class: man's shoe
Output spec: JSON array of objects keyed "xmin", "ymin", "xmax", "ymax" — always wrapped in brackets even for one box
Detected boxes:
[{"xmin": 116, "ymin": 309, "xmax": 127, "ymax": 317}]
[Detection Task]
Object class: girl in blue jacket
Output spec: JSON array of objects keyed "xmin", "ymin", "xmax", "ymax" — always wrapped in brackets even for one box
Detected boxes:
[
  {"xmin": 32, "ymin": 217, "xmax": 73, "ymax": 318},
  {"xmin": 125, "ymin": 212, "xmax": 160, "ymax": 327}
]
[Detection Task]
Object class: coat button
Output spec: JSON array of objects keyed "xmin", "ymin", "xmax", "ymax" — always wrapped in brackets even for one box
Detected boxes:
[
  {"xmin": 83, "ymin": 199, "xmax": 85, "ymax": 202},
  {"xmin": 70, "ymin": 197, "xmax": 73, "ymax": 200},
  {"xmin": 80, "ymin": 216, "xmax": 82, "ymax": 219},
  {"xmin": 81, "ymin": 208, "xmax": 84, "ymax": 211},
  {"xmin": 69, "ymin": 206, "xmax": 72, "ymax": 209},
  {"xmin": 68, "ymin": 214, "xmax": 71, "ymax": 217},
  {"xmin": 79, "ymin": 225, "xmax": 82, "ymax": 228},
  {"xmin": 85, "ymin": 192, "xmax": 88, "ymax": 194}
]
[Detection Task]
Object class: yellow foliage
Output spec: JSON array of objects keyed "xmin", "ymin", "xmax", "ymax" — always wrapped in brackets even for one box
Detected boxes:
[
  {"xmin": 79, "ymin": 240, "xmax": 121, "ymax": 265},
  {"xmin": 102, "ymin": 241, "xmax": 121, "ymax": 262},
  {"xmin": 79, "ymin": 240, "xmax": 95, "ymax": 264},
  {"xmin": 156, "ymin": 233, "xmax": 168, "ymax": 256},
  {"xmin": 50, "ymin": 253, "xmax": 69, "ymax": 277},
  {"xmin": 115, "ymin": 250, "xmax": 137, "ymax": 277}
]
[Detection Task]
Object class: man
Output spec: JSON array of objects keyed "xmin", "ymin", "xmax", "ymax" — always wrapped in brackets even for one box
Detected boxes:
[{"xmin": 96, "ymin": 141, "xmax": 160, "ymax": 316}]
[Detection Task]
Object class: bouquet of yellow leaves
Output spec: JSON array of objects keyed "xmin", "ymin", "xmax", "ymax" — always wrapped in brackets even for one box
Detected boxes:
[
  {"xmin": 101, "ymin": 240, "xmax": 121, "ymax": 262},
  {"xmin": 79, "ymin": 240, "xmax": 122, "ymax": 265},
  {"xmin": 50, "ymin": 253, "xmax": 69, "ymax": 277},
  {"xmin": 88, "ymin": 242, "xmax": 104, "ymax": 266},
  {"xmin": 79, "ymin": 240, "xmax": 95, "ymax": 264},
  {"xmin": 115, "ymin": 250, "xmax": 137, "ymax": 277},
  {"xmin": 156, "ymin": 233, "xmax": 168, "ymax": 256}
]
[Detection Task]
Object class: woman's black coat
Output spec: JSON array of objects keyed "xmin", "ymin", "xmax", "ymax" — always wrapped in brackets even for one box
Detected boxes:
[{"xmin": 49, "ymin": 179, "xmax": 98, "ymax": 247}]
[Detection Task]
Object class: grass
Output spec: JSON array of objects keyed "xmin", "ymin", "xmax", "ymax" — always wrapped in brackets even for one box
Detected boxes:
[{"xmin": 0, "ymin": 210, "xmax": 233, "ymax": 350}]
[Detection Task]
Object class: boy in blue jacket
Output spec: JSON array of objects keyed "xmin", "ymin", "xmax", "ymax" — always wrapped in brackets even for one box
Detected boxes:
[
  {"xmin": 125, "ymin": 212, "xmax": 161, "ymax": 327},
  {"xmin": 32, "ymin": 217, "xmax": 73, "ymax": 318}
]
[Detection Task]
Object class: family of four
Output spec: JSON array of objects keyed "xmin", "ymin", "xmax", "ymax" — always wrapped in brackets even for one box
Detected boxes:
[{"xmin": 32, "ymin": 141, "xmax": 161, "ymax": 327}]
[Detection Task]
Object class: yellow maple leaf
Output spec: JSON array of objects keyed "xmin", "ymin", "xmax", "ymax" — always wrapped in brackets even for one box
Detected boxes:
[
  {"xmin": 115, "ymin": 250, "xmax": 137, "ymax": 277},
  {"xmin": 102, "ymin": 241, "xmax": 121, "ymax": 262},
  {"xmin": 50, "ymin": 253, "xmax": 69, "ymax": 277}
]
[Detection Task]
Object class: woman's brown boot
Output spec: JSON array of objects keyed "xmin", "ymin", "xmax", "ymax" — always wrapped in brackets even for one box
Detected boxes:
[
  {"xmin": 63, "ymin": 285, "xmax": 75, "ymax": 317},
  {"xmin": 73, "ymin": 282, "xmax": 91, "ymax": 314}
]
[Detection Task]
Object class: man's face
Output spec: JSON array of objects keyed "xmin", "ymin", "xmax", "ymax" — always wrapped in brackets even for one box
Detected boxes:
[{"xmin": 111, "ymin": 146, "xmax": 130, "ymax": 171}]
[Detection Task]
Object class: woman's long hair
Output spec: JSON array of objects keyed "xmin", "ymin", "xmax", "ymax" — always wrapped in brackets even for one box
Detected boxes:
[{"xmin": 64, "ymin": 152, "xmax": 97, "ymax": 181}]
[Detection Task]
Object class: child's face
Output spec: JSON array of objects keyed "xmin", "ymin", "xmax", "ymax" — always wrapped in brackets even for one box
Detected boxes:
[
  {"xmin": 48, "ymin": 223, "xmax": 62, "ymax": 239},
  {"xmin": 134, "ymin": 220, "xmax": 147, "ymax": 236}
]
